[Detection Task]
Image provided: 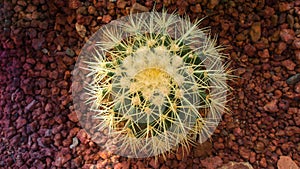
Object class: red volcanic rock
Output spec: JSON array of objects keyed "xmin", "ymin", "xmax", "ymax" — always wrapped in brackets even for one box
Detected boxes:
[
  {"xmin": 207, "ymin": 0, "xmax": 219, "ymax": 9},
  {"xmin": 293, "ymin": 38, "xmax": 300, "ymax": 49},
  {"xmin": 51, "ymin": 87, "xmax": 60, "ymax": 95},
  {"xmin": 275, "ymin": 42, "xmax": 287, "ymax": 55},
  {"xmin": 285, "ymin": 126, "xmax": 300, "ymax": 136},
  {"xmin": 136, "ymin": 161, "xmax": 146, "ymax": 168},
  {"xmin": 54, "ymin": 152, "xmax": 71, "ymax": 167},
  {"xmin": 219, "ymin": 162, "xmax": 253, "ymax": 169},
  {"xmin": 26, "ymin": 58, "xmax": 36, "ymax": 65},
  {"xmin": 249, "ymin": 22, "xmax": 261, "ymax": 42},
  {"xmin": 17, "ymin": 0, "xmax": 27, "ymax": 6},
  {"xmin": 201, "ymin": 156, "xmax": 223, "ymax": 169},
  {"xmin": 244, "ymin": 44, "xmax": 256, "ymax": 56},
  {"xmin": 68, "ymin": 111, "xmax": 79, "ymax": 123},
  {"xmin": 53, "ymin": 133, "xmax": 62, "ymax": 147},
  {"xmin": 63, "ymin": 55, "xmax": 75, "ymax": 66},
  {"xmin": 264, "ymin": 99, "xmax": 279, "ymax": 113},
  {"xmin": 295, "ymin": 82, "xmax": 300, "ymax": 93},
  {"xmin": 233, "ymin": 127, "xmax": 243, "ymax": 136},
  {"xmin": 32, "ymin": 37, "xmax": 45, "ymax": 50},
  {"xmin": 278, "ymin": 156, "xmax": 299, "ymax": 169},
  {"xmin": 69, "ymin": 0, "xmax": 81, "ymax": 9},
  {"xmin": 194, "ymin": 141, "xmax": 212, "ymax": 158},
  {"xmin": 49, "ymin": 71, "xmax": 58, "ymax": 80},
  {"xmin": 35, "ymin": 62, "xmax": 45, "ymax": 71},
  {"xmin": 26, "ymin": 4, "xmax": 37, "ymax": 12},
  {"xmin": 102, "ymin": 15, "xmax": 112, "ymax": 24},
  {"xmin": 117, "ymin": 0, "xmax": 127, "ymax": 9},
  {"xmin": 63, "ymin": 137, "xmax": 73, "ymax": 147},
  {"xmin": 37, "ymin": 78, "xmax": 47, "ymax": 89},
  {"xmin": 254, "ymin": 141, "xmax": 265, "ymax": 153},
  {"xmin": 131, "ymin": 3, "xmax": 149, "ymax": 13},
  {"xmin": 259, "ymin": 157, "xmax": 267, "ymax": 168},
  {"xmin": 279, "ymin": 2, "xmax": 294, "ymax": 12},
  {"xmin": 53, "ymin": 35, "xmax": 65, "ymax": 46},
  {"xmin": 282, "ymin": 59, "xmax": 296, "ymax": 71},
  {"xmin": 280, "ymin": 29, "xmax": 295, "ymax": 44},
  {"xmin": 11, "ymin": 134, "xmax": 21, "ymax": 145},
  {"xmin": 32, "ymin": 160, "xmax": 45, "ymax": 168},
  {"xmin": 258, "ymin": 49, "xmax": 270, "ymax": 59},
  {"xmin": 16, "ymin": 117, "xmax": 27, "ymax": 129},
  {"xmin": 190, "ymin": 4, "xmax": 202, "ymax": 13},
  {"xmin": 264, "ymin": 6, "xmax": 275, "ymax": 18},
  {"xmin": 37, "ymin": 137, "xmax": 51, "ymax": 148},
  {"xmin": 214, "ymin": 141, "xmax": 225, "ymax": 150},
  {"xmin": 249, "ymin": 152, "xmax": 256, "ymax": 164},
  {"xmin": 281, "ymin": 142, "xmax": 293, "ymax": 152},
  {"xmin": 149, "ymin": 158, "xmax": 160, "ymax": 169},
  {"xmin": 76, "ymin": 129, "xmax": 90, "ymax": 144},
  {"xmin": 6, "ymin": 127, "xmax": 16, "ymax": 139},
  {"xmin": 57, "ymin": 80, "xmax": 68, "ymax": 89},
  {"xmin": 114, "ymin": 161, "xmax": 130, "ymax": 169},
  {"xmin": 45, "ymin": 103, "xmax": 52, "ymax": 112},
  {"xmin": 235, "ymin": 68, "xmax": 246, "ymax": 76},
  {"xmin": 295, "ymin": 50, "xmax": 300, "ymax": 62},
  {"xmin": 239, "ymin": 147, "xmax": 251, "ymax": 160},
  {"xmin": 69, "ymin": 127, "xmax": 80, "ymax": 138}
]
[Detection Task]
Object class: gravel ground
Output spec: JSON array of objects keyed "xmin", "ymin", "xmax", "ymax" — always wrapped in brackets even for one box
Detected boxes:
[{"xmin": 0, "ymin": 0, "xmax": 300, "ymax": 169}]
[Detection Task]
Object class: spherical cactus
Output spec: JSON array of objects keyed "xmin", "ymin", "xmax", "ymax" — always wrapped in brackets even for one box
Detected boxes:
[{"xmin": 72, "ymin": 11, "xmax": 230, "ymax": 159}]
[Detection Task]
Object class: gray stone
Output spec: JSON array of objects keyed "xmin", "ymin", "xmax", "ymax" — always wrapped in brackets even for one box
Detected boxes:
[{"xmin": 287, "ymin": 73, "xmax": 300, "ymax": 85}]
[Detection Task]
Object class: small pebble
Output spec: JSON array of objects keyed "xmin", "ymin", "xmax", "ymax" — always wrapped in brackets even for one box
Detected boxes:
[
  {"xmin": 70, "ymin": 137, "xmax": 79, "ymax": 149},
  {"xmin": 65, "ymin": 48, "xmax": 75, "ymax": 57},
  {"xmin": 286, "ymin": 74, "xmax": 300, "ymax": 85}
]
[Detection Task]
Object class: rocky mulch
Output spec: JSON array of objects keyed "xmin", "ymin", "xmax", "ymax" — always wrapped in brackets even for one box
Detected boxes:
[{"xmin": 0, "ymin": 0, "xmax": 300, "ymax": 169}]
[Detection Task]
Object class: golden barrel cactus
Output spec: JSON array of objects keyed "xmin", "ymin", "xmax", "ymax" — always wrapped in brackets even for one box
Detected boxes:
[{"xmin": 72, "ymin": 11, "xmax": 230, "ymax": 159}]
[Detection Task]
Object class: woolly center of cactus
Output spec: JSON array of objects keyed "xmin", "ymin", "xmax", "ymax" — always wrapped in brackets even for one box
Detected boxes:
[{"xmin": 131, "ymin": 68, "xmax": 172, "ymax": 101}]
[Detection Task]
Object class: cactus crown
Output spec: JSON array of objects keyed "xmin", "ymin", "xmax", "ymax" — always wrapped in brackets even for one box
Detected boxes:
[{"xmin": 74, "ymin": 11, "xmax": 230, "ymax": 159}]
